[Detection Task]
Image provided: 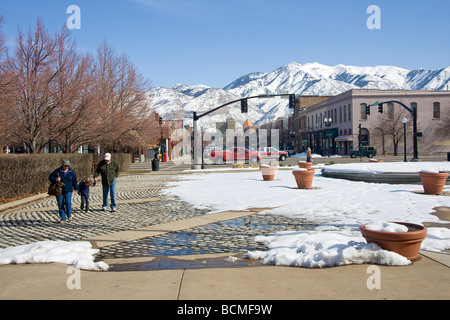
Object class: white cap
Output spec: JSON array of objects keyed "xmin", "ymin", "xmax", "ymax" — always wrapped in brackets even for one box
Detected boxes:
[{"xmin": 104, "ymin": 153, "xmax": 111, "ymax": 160}]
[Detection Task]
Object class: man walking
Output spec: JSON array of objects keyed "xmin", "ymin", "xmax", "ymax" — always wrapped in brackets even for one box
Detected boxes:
[{"xmin": 94, "ymin": 153, "xmax": 120, "ymax": 212}]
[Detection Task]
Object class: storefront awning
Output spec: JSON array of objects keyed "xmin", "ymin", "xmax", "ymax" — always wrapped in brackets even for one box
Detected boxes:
[{"xmin": 335, "ymin": 135, "xmax": 353, "ymax": 142}]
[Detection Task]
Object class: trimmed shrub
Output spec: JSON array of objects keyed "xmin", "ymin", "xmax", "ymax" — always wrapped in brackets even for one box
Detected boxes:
[
  {"xmin": 0, "ymin": 153, "xmax": 130, "ymax": 202},
  {"xmin": 0, "ymin": 154, "xmax": 92, "ymax": 201}
]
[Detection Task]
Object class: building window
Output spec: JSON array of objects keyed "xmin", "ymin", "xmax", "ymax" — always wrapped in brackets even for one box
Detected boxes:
[
  {"xmin": 343, "ymin": 105, "xmax": 347, "ymax": 122},
  {"xmin": 348, "ymin": 104, "xmax": 351, "ymax": 121},
  {"xmin": 433, "ymin": 102, "xmax": 440, "ymax": 119},
  {"xmin": 387, "ymin": 102, "xmax": 394, "ymax": 120},
  {"xmin": 339, "ymin": 106, "xmax": 342, "ymax": 123},
  {"xmin": 360, "ymin": 103, "xmax": 367, "ymax": 120}
]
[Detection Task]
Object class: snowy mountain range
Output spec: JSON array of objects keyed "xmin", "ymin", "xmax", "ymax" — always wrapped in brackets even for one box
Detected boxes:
[{"xmin": 147, "ymin": 62, "xmax": 450, "ymax": 129}]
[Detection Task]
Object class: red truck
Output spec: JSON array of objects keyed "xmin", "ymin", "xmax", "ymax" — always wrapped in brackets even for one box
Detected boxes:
[{"xmin": 210, "ymin": 147, "xmax": 261, "ymax": 164}]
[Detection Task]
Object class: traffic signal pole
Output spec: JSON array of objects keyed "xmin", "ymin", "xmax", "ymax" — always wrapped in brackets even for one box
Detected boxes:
[
  {"xmin": 373, "ymin": 100, "xmax": 420, "ymax": 162},
  {"xmin": 192, "ymin": 93, "xmax": 296, "ymax": 168}
]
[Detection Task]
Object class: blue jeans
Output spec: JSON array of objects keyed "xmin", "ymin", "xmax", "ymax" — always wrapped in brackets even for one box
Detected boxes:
[
  {"xmin": 56, "ymin": 192, "xmax": 72, "ymax": 221},
  {"xmin": 102, "ymin": 178, "xmax": 116, "ymax": 209}
]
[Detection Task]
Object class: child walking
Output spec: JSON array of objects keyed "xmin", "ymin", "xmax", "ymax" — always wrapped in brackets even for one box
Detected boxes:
[{"xmin": 78, "ymin": 178, "xmax": 96, "ymax": 212}]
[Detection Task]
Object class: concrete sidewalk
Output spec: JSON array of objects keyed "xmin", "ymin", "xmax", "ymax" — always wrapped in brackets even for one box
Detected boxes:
[{"xmin": 0, "ymin": 251, "xmax": 449, "ymax": 300}]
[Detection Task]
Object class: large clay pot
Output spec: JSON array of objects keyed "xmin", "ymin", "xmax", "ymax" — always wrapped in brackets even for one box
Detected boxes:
[
  {"xmin": 292, "ymin": 168, "xmax": 315, "ymax": 189},
  {"xmin": 419, "ymin": 171, "xmax": 448, "ymax": 195},
  {"xmin": 360, "ymin": 222, "xmax": 427, "ymax": 260},
  {"xmin": 298, "ymin": 161, "xmax": 312, "ymax": 169},
  {"xmin": 260, "ymin": 165, "xmax": 277, "ymax": 181}
]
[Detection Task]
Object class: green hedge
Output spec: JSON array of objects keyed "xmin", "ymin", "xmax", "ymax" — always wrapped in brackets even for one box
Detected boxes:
[{"xmin": 0, "ymin": 153, "xmax": 130, "ymax": 202}]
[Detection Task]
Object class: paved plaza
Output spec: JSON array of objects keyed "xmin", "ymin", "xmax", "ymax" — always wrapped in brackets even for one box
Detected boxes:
[
  {"xmin": 0, "ymin": 158, "xmax": 449, "ymax": 300},
  {"xmin": 0, "ymin": 163, "xmax": 317, "ymax": 261}
]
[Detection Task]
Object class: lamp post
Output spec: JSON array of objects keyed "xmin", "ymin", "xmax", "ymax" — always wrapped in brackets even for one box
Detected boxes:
[
  {"xmin": 402, "ymin": 117, "xmax": 408, "ymax": 162},
  {"xmin": 324, "ymin": 117, "xmax": 332, "ymax": 156}
]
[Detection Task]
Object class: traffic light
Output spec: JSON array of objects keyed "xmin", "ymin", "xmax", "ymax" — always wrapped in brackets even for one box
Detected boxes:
[
  {"xmin": 241, "ymin": 99, "xmax": 248, "ymax": 113},
  {"xmin": 159, "ymin": 116, "xmax": 162, "ymax": 125},
  {"xmin": 289, "ymin": 94, "xmax": 296, "ymax": 109},
  {"xmin": 378, "ymin": 103, "xmax": 383, "ymax": 114},
  {"xmin": 365, "ymin": 105, "xmax": 371, "ymax": 115}
]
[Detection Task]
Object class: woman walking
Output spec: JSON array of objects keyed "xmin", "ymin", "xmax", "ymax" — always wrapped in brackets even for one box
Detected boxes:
[{"xmin": 49, "ymin": 159, "xmax": 79, "ymax": 224}]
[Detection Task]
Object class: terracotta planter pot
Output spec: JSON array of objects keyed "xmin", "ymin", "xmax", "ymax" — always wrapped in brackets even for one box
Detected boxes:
[
  {"xmin": 292, "ymin": 168, "xmax": 315, "ymax": 189},
  {"xmin": 298, "ymin": 161, "xmax": 312, "ymax": 169},
  {"xmin": 419, "ymin": 171, "xmax": 448, "ymax": 195},
  {"xmin": 360, "ymin": 222, "xmax": 427, "ymax": 260},
  {"xmin": 260, "ymin": 165, "xmax": 277, "ymax": 181}
]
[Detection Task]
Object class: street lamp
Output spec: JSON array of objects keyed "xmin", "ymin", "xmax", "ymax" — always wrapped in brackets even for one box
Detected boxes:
[
  {"xmin": 402, "ymin": 117, "xmax": 408, "ymax": 162},
  {"xmin": 324, "ymin": 117, "xmax": 332, "ymax": 156}
]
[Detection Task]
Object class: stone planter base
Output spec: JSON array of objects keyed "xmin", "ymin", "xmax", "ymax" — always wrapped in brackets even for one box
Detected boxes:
[
  {"xmin": 292, "ymin": 168, "xmax": 315, "ymax": 189},
  {"xmin": 260, "ymin": 165, "xmax": 277, "ymax": 181},
  {"xmin": 419, "ymin": 171, "xmax": 449, "ymax": 195},
  {"xmin": 298, "ymin": 161, "xmax": 312, "ymax": 169},
  {"xmin": 360, "ymin": 222, "xmax": 427, "ymax": 260}
]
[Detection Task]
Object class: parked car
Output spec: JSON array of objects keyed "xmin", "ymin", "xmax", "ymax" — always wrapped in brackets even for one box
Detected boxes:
[
  {"xmin": 203, "ymin": 146, "xmax": 222, "ymax": 159},
  {"xmin": 210, "ymin": 147, "xmax": 261, "ymax": 164},
  {"xmin": 350, "ymin": 146, "xmax": 377, "ymax": 158},
  {"xmin": 280, "ymin": 148, "xmax": 296, "ymax": 156},
  {"xmin": 258, "ymin": 147, "xmax": 288, "ymax": 161}
]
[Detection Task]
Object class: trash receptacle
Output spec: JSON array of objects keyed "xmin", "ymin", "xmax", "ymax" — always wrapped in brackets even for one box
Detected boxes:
[{"xmin": 152, "ymin": 159, "xmax": 159, "ymax": 171}]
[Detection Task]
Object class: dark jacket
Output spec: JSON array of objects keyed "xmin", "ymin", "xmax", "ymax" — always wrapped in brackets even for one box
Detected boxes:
[
  {"xmin": 78, "ymin": 180, "xmax": 96, "ymax": 197},
  {"xmin": 49, "ymin": 167, "xmax": 79, "ymax": 194},
  {"xmin": 93, "ymin": 160, "xmax": 119, "ymax": 186}
]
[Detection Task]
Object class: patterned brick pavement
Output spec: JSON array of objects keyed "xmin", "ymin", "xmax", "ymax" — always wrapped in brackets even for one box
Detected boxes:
[{"xmin": 0, "ymin": 165, "xmax": 316, "ymax": 259}]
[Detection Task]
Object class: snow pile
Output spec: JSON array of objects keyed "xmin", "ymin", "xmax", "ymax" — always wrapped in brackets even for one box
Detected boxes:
[
  {"xmin": 291, "ymin": 152, "xmax": 323, "ymax": 158},
  {"xmin": 243, "ymin": 231, "xmax": 411, "ymax": 268},
  {"xmin": 165, "ymin": 162, "xmax": 450, "ymax": 267},
  {"xmin": 365, "ymin": 222, "xmax": 409, "ymax": 232},
  {"xmin": 321, "ymin": 161, "xmax": 450, "ymax": 174},
  {"xmin": 0, "ymin": 241, "xmax": 109, "ymax": 271}
]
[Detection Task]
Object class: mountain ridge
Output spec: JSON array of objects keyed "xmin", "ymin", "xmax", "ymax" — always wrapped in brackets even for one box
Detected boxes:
[{"xmin": 147, "ymin": 62, "xmax": 450, "ymax": 129}]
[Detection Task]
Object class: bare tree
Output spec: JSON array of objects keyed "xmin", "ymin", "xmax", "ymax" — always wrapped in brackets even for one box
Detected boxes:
[
  {"xmin": 0, "ymin": 15, "xmax": 16, "ymax": 152},
  {"xmin": 92, "ymin": 42, "xmax": 152, "ymax": 151},
  {"xmin": 2, "ymin": 19, "xmax": 155, "ymax": 154},
  {"xmin": 7, "ymin": 19, "xmax": 59, "ymax": 153},
  {"xmin": 434, "ymin": 106, "xmax": 450, "ymax": 139},
  {"xmin": 373, "ymin": 107, "xmax": 412, "ymax": 155},
  {"xmin": 48, "ymin": 28, "xmax": 100, "ymax": 153}
]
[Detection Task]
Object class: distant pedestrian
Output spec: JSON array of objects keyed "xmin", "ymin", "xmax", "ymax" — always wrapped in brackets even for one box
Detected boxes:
[
  {"xmin": 78, "ymin": 178, "xmax": 96, "ymax": 212},
  {"xmin": 306, "ymin": 147, "xmax": 312, "ymax": 162},
  {"xmin": 94, "ymin": 153, "xmax": 120, "ymax": 212},
  {"xmin": 48, "ymin": 159, "xmax": 79, "ymax": 224}
]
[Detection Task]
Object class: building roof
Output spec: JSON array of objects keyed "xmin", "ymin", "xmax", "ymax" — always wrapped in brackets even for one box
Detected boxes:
[{"xmin": 243, "ymin": 118, "xmax": 253, "ymax": 129}]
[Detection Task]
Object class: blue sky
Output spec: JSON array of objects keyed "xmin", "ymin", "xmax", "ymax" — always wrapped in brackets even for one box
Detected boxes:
[{"xmin": 1, "ymin": 0, "xmax": 449, "ymax": 88}]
